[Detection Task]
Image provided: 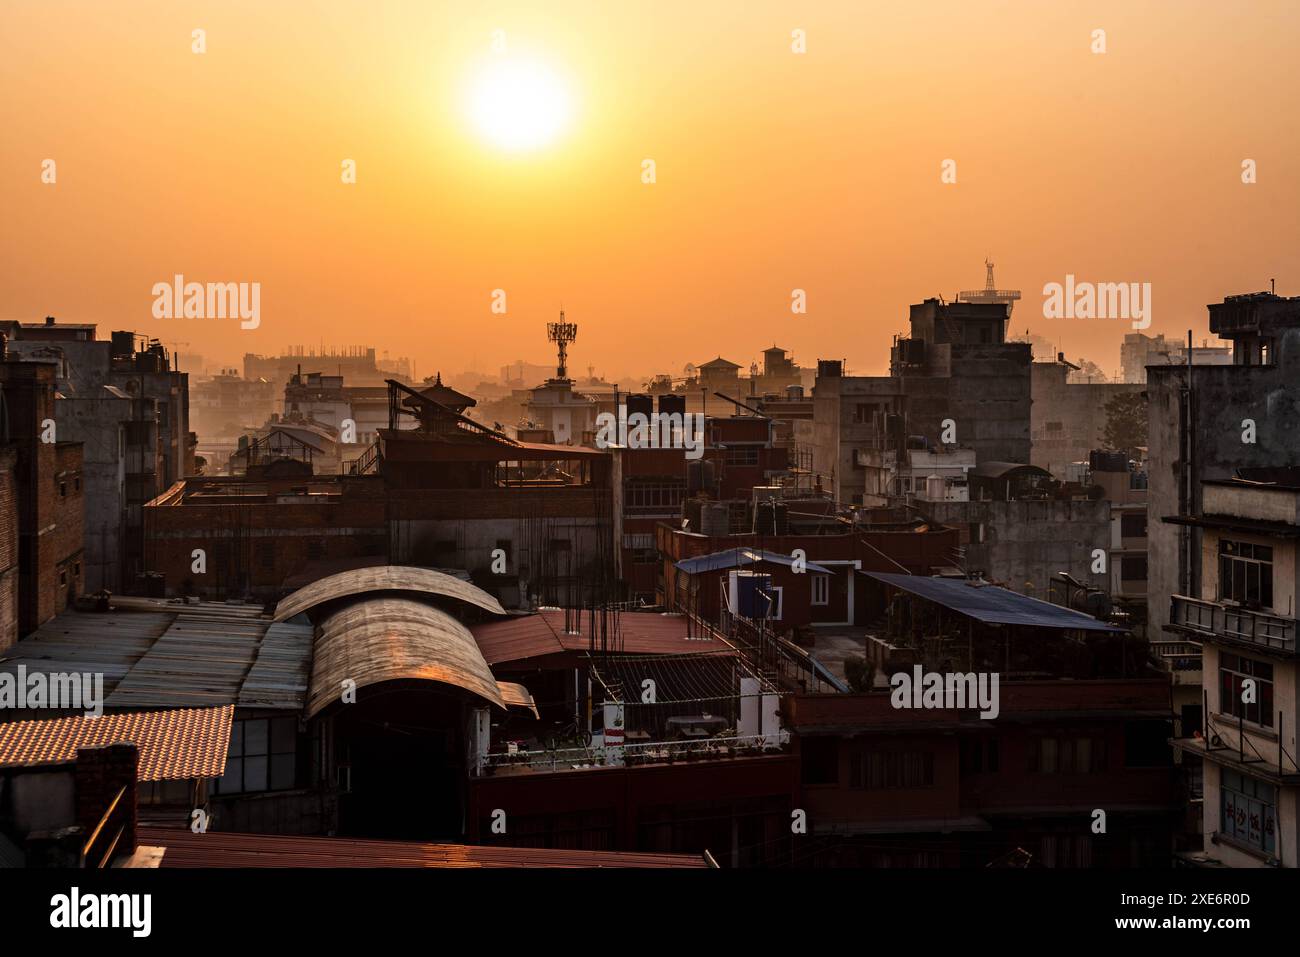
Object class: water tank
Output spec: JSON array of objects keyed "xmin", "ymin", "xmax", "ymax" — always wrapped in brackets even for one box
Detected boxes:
[
  {"xmin": 110, "ymin": 330, "xmax": 135, "ymax": 358},
  {"xmin": 925, "ymin": 474, "xmax": 945, "ymax": 500},
  {"xmin": 626, "ymin": 394, "xmax": 653, "ymax": 421},
  {"xmin": 700, "ymin": 502, "xmax": 730, "ymax": 536},
  {"xmin": 786, "ymin": 384, "xmax": 804, "ymax": 400},
  {"xmin": 816, "ymin": 359, "xmax": 843, "ymax": 378},
  {"xmin": 1070, "ymin": 589, "xmax": 1113, "ymax": 619},
  {"xmin": 658, "ymin": 393, "xmax": 686, "ymax": 416},
  {"xmin": 687, "ymin": 459, "xmax": 716, "ymax": 494}
]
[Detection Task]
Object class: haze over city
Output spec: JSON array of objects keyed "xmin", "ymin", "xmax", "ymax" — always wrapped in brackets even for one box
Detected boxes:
[{"xmin": 3, "ymin": 0, "xmax": 1298, "ymax": 378}]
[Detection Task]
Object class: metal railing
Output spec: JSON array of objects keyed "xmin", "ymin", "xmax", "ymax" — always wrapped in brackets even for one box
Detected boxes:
[
  {"xmin": 1170, "ymin": 595, "xmax": 1296, "ymax": 654},
  {"xmin": 80, "ymin": 784, "xmax": 129, "ymax": 868},
  {"xmin": 478, "ymin": 732, "xmax": 788, "ymax": 774}
]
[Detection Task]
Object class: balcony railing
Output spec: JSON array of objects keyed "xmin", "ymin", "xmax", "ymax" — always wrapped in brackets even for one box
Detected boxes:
[
  {"xmin": 1169, "ymin": 595, "xmax": 1296, "ymax": 654},
  {"xmin": 477, "ymin": 733, "xmax": 788, "ymax": 774}
]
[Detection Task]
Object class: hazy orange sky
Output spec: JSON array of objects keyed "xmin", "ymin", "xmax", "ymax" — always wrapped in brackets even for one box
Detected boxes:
[{"xmin": 3, "ymin": 0, "xmax": 1298, "ymax": 381}]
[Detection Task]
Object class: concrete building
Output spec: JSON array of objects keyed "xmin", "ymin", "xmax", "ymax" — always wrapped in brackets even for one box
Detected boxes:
[
  {"xmin": 243, "ymin": 345, "xmax": 401, "ymax": 388},
  {"xmin": 1122, "ymin": 332, "xmax": 1232, "ymax": 384},
  {"xmin": 812, "ymin": 298, "xmax": 1031, "ymax": 506},
  {"xmin": 1147, "ymin": 292, "xmax": 1300, "ymax": 691},
  {"xmin": 0, "ymin": 358, "xmax": 85, "ymax": 635},
  {"xmin": 190, "ymin": 369, "xmax": 277, "ymax": 444},
  {"xmin": 858, "ymin": 444, "xmax": 976, "ymax": 504},
  {"xmin": 2, "ymin": 320, "xmax": 190, "ymax": 592},
  {"xmin": 0, "ymin": 448, "xmax": 17, "ymax": 651},
  {"xmin": 145, "ymin": 380, "xmax": 615, "ymax": 609},
  {"xmin": 523, "ymin": 377, "xmax": 597, "ymax": 446},
  {"xmin": 790, "ymin": 575, "xmax": 1174, "ymax": 867},
  {"xmin": 1166, "ymin": 472, "xmax": 1300, "ymax": 867},
  {"xmin": 1031, "ymin": 355, "xmax": 1145, "ymax": 480}
]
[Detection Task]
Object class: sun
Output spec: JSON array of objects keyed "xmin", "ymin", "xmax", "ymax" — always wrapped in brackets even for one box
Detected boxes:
[{"xmin": 465, "ymin": 57, "xmax": 575, "ymax": 152}]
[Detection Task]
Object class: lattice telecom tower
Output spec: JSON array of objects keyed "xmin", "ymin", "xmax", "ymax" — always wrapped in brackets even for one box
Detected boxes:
[
  {"xmin": 547, "ymin": 310, "xmax": 578, "ymax": 380},
  {"xmin": 957, "ymin": 258, "xmax": 1022, "ymax": 316}
]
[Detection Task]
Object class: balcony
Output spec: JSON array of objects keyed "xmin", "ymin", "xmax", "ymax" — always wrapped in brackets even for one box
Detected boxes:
[{"xmin": 1169, "ymin": 596, "xmax": 1297, "ymax": 656}]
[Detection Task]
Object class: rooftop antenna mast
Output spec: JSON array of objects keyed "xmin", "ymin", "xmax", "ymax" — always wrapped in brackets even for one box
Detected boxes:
[
  {"xmin": 957, "ymin": 257, "xmax": 1022, "ymax": 318},
  {"xmin": 547, "ymin": 309, "xmax": 578, "ymax": 381}
]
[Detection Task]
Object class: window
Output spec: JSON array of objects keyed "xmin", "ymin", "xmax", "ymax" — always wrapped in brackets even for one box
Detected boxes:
[
  {"xmin": 1220, "ymin": 770, "xmax": 1276, "ymax": 855},
  {"xmin": 1219, "ymin": 540, "xmax": 1273, "ymax": 609},
  {"xmin": 960, "ymin": 737, "xmax": 999, "ymax": 775},
  {"xmin": 811, "ymin": 574, "xmax": 830, "ymax": 606},
  {"xmin": 1121, "ymin": 554, "xmax": 1148, "ymax": 583},
  {"xmin": 850, "ymin": 751, "xmax": 934, "ymax": 790},
  {"xmin": 213, "ymin": 717, "xmax": 298, "ymax": 794},
  {"xmin": 801, "ymin": 737, "xmax": 839, "ymax": 785},
  {"xmin": 624, "ymin": 479, "xmax": 685, "ymax": 511},
  {"xmin": 59, "ymin": 481, "xmax": 67, "ymax": 498},
  {"xmin": 1120, "ymin": 513, "xmax": 1147, "ymax": 538},
  {"xmin": 1218, "ymin": 652, "xmax": 1274, "ymax": 728},
  {"xmin": 1123, "ymin": 721, "xmax": 1171, "ymax": 768},
  {"xmin": 1028, "ymin": 734, "xmax": 1108, "ymax": 773},
  {"xmin": 722, "ymin": 447, "xmax": 759, "ymax": 467}
]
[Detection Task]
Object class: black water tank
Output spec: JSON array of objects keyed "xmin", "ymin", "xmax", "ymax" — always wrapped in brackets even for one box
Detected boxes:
[
  {"xmin": 111, "ymin": 330, "xmax": 134, "ymax": 358},
  {"xmin": 626, "ymin": 394, "xmax": 653, "ymax": 420},
  {"xmin": 658, "ymin": 393, "xmax": 686, "ymax": 416}
]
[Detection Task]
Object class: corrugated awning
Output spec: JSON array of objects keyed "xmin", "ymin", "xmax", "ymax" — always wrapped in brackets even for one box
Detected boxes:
[
  {"xmin": 274, "ymin": 565, "xmax": 506, "ymax": 622},
  {"xmin": 675, "ymin": 547, "xmax": 832, "ymax": 575},
  {"xmin": 306, "ymin": 597, "xmax": 505, "ymax": 718},
  {"xmin": 864, "ymin": 572, "xmax": 1124, "ymax": 632},
  {"xmin": 495, "ymin": 681, "xmax": 540, "ymax": 718}
]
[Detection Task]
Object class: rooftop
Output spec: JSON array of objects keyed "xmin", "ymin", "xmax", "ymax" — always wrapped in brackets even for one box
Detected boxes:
[
  {"xmin": 472, "ymin": 610, "xmax": 723, "ymax": 666},
  {"xmin": 129, "ymin": 827, "xmax": 709, "ymax": 868},
  {"xmin": 865, "ymin": 572, "xmax": 1124, "ymax": 633},
  {"xmin": 0, "ymin": 704, "xmax": 233, "ymax": 781}
]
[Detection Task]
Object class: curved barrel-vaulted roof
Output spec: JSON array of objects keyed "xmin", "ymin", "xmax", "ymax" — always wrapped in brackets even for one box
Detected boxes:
[
  {"xmin": 306, "ymin": 597, "xmax": 505, "ymax": 718},
  {"xmin": 274, "ymin": 566, "xmax": 506, "ymax": 623}
]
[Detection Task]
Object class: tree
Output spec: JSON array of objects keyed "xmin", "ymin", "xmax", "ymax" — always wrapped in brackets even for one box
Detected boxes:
[{"xmin": 1100, "ymin": 391, "xmax": 1147, "ymax": 457}]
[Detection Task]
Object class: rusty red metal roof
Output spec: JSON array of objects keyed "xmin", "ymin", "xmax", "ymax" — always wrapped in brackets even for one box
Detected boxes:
[
  {"xmin": 135, "ymin": 828, "xmax": 708, "ymax": 868},
  {"xmin": 0, "ymin": 704, "xmax": 233, "ymax": 781},
  {"xmin": 472, "ymin": 611, "xmax": 726, "ymax": 666}
]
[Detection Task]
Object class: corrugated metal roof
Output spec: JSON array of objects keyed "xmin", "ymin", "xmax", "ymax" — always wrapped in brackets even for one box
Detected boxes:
[
  {"xmin": 134, "ymin": 827, "xmax": 708, "ymax": 868},
  {"xmin": 0, "ymin": 611, "xmax": 173, "ymax": 701},
  {"xmin": 0, "ymin": 704, "xmax": 233, "ymax": 781},
  {"xmin": 1, "ymin": 603, "xmax": 313, "ymax": 713},
  {"xmin": 473, "ymin": 611, "xmax": 725, "ymax": 666},
  {"xmin": 273, "ymin": 565, "xmax": 506, "ymax": 622},
  {"xmin": 307, "ymin": 597, "xmax": 505, "ymax": 718},
  {"xmin": 238, "ymin": 622, "xmax": 315, "ymax": 710},
  {"xmin": 496, "ymin": 681, "xmax": 539, "ymax": 718},
  {"xmin": 864, "ymin": 572, "xmax": 1125, "ymax": 632},
  {"xmin": 674, "ymin": 547, "xmax": 833, "ymax": 575}
]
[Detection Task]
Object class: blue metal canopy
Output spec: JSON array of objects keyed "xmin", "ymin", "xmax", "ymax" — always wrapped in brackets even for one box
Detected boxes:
[
  {"xmin": 675, "ymin": 547, "xmax": 833, "ymax": 576},
  {"xmin": 864, "ymin": 572, "xmax": 1124, "ymax": 632}
]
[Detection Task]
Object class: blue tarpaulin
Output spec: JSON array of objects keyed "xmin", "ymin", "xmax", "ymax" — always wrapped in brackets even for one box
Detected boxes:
[
  {"xmin": 675, "ymin": 547, "xmax": 833, "ymax": 576},
  {"xmin": 864, "ymin": 572, "xmax": 1124, "ymax": 632}
]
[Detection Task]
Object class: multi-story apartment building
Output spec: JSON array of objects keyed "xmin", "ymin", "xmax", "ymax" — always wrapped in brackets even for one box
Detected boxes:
[{"xmin": 1166, "ymin": 472, "xmax": 1300, "ymax": 867}]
